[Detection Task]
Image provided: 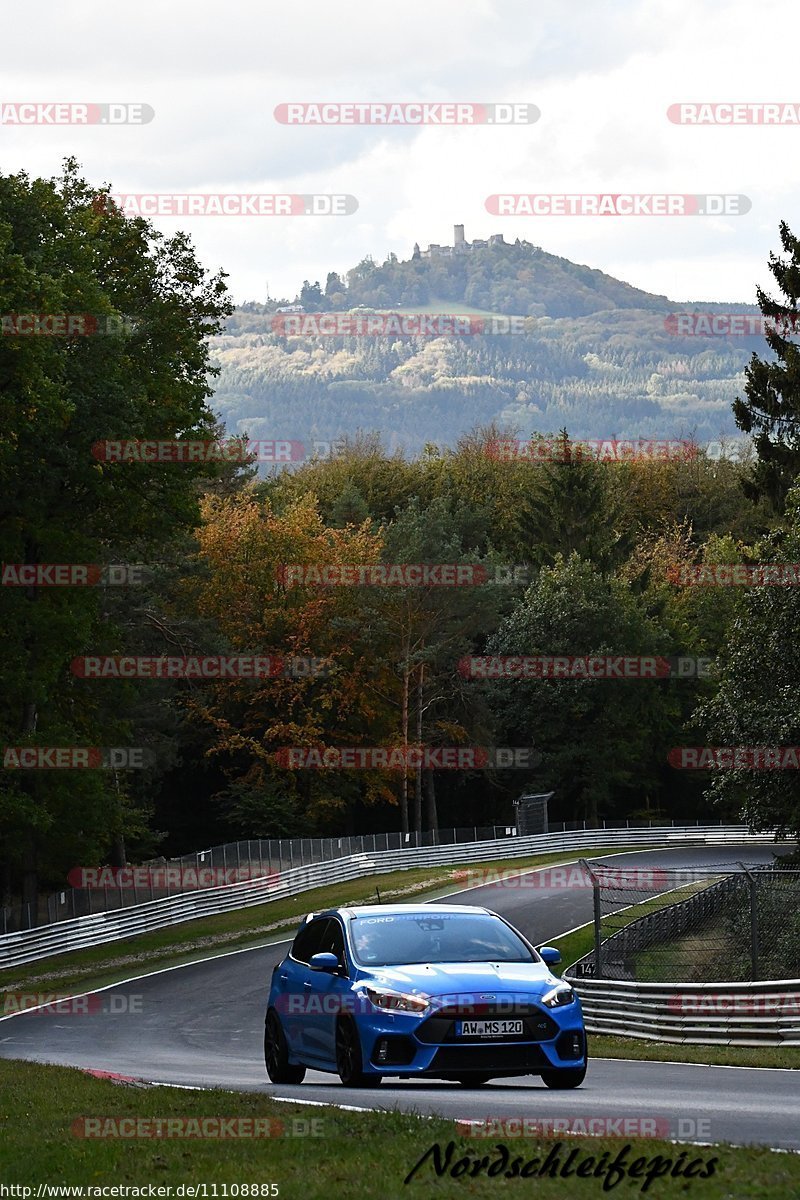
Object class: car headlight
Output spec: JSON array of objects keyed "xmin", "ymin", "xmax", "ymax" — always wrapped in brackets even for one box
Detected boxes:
[
  {"xmin": 363, "ymin": 987, "xmax": 430, "ymax": 1013},
  {"xmin": 541, "ymin": 984, "xmax": 576, "ymax": 1009}
]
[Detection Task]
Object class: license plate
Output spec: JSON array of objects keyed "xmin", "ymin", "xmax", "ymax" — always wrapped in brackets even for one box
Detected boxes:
[{"xmin": 456, "ymin": 1019, "xmax": 524, "ymax": 1038}]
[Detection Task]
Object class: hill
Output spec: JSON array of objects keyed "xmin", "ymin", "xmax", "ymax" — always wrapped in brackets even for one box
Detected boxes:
[{"xmin": 209, "ymin": 237, "xmax": 762, "ymax": 456}]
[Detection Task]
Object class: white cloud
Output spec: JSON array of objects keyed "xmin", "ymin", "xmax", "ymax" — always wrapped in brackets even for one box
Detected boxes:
[{"xmin": 1, "ymin": 0, "xmax": 798, "ymax": 302}]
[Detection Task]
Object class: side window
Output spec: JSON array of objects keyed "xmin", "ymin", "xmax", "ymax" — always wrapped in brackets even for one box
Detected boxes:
[
  {"xmin": 291, "ymin": 918, "xmax": 329, "ymax": 964},
  {"xmin": 317, "ymin": 918, "xmax": 346, "ymax": 966}
]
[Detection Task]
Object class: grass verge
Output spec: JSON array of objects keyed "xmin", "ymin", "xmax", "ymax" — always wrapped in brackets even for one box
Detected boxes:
[
  {"xmin": 587, "ymin": 1034, "xmax": 800, "ymax": 1070},
  {"xmin": 0, "ymin": 1060, "xmax": 797, "ymax": 1196}
]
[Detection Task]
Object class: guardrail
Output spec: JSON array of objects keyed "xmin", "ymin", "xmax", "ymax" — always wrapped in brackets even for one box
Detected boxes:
[
  {"xmin": 8, "ymin": 818, "xmax": 717, "ymax": 933},
  {"xmin": 5, "ymin": 823, "xmax": 525, "ymax": 932},
  {"xmin": 564, "ymin": 974, "xmax": 800, "ymax": 1046},
  {"xmin": 0, "ymin": 824, "xmax": 779, "ymax": 972}
]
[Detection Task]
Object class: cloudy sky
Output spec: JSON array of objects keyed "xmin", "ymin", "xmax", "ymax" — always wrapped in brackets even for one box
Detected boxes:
[{"xmin": 2, "ymin": 0, "xmax": 798, "ymax": 305}]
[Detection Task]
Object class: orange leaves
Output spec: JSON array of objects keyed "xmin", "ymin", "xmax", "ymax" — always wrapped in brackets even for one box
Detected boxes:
[{"xmin": 189, "ymin": 489, "xmax": 389, "ymax": 802}]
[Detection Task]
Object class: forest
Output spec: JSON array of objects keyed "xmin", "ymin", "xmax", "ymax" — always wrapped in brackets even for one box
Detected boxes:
[{"xmin": 2, "ymin": 163, "xmax": 800, "ymax": 910}]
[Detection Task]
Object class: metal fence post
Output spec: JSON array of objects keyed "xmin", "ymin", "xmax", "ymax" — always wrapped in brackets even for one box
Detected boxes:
[
  {"xmin": 580, "ymin": 858, "xmax": 603, "ymax": 978},
  {"xmin": 740, "ymin": 863, "xmax": 760, "ymax": 980}
]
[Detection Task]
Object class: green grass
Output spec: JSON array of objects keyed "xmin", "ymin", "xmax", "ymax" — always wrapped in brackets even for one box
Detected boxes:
[
  {"xmin": 632, "ymin": 913, "xmax": 731, "ymax": 983},
  {"xmin": 589, "ymin": 1035, "xmax": 800, "ymax": 1070},
  {"xmin": 0, "ymin": 847, "xmax": 640, "ymax": 1001},
  {"xmin": 0, "ymin": 1060, "xmax": 798, "ymax": 1195}
]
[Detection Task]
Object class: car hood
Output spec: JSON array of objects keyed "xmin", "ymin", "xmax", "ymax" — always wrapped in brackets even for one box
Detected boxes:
[{"xmin": 354, "ymin": 960, "xmax": 561, "ymax": 997}]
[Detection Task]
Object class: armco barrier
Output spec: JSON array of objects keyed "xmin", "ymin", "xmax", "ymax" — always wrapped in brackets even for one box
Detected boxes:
[
  {"xmin": 0, "ymin": 825, "xmax": 779, "ymax": 972},
  {"xmin": 563, "ymin": 973, "xmax": 800, "ymax": 1047}
]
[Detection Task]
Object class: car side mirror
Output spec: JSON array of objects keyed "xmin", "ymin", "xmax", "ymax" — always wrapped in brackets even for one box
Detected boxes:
[
  {"xmin": 538, "ymin": 945, "xmax": 562, "ymax": 966},
  {"xmin": 309, "ymin": 952, "xmax": 341, "ymax": 973}
]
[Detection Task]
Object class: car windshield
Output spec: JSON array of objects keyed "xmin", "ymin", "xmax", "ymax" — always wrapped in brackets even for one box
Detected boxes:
[{"xmin": 349, "ymin": 912, "xmax": 536, "ymax": 966}]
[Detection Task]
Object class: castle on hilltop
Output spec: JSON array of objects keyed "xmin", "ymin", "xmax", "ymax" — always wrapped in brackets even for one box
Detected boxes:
[{"xmin": 413, "ymin": 225, "xmax": 507, "ymax": 259}]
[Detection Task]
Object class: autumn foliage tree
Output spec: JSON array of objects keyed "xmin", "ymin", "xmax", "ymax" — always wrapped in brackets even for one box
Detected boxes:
[{"xmin": 189, "ymin": 491, "xmax": 399, "ymax": 832}]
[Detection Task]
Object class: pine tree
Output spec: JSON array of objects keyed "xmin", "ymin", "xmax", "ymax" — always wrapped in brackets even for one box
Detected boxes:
[
  {"xmin": 733, "ymin": 221, "xmax": 800, "ymax": 509},
  {"xmin": 516, "ymin": 431, "xmax": 630, "ymax": 569}
]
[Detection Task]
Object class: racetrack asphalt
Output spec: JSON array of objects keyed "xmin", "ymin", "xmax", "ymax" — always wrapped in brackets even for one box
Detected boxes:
[{"xmin": 1, "ymin": 843, "xmax": 797, "ymax": 1150}]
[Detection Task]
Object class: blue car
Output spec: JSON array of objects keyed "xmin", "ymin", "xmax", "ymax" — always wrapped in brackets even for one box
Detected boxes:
[{"xmin": 264, "ymin": 903, "xmax": 587, "ymax": 1088}]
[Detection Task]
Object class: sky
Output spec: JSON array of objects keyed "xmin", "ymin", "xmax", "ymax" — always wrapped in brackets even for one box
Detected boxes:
[{"xmin": 2, "ymin": 0, "xmax": 798, "ymax": 306}]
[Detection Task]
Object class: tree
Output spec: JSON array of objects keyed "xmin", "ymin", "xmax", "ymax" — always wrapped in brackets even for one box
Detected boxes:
[
  {"xmin": 515, "ymin": 431, "xmax": 631, "ymax": 569},
  {"xmin": 335, "ymin": 497, "xmax": 503, "ymax": 836},
  {"xmin": 189, "ymin": 491, "xmax": 395, "ymax": 834},
  {"xmin": 299, "ymin": 280, "xmax": 323, "ymax": 311},
  {"xmin": 0, "ymin": 159, "xmax": 232, "ymax": 904},
  {"xmin": 733, "ymin": 222, "xmax": 800, "ymax": 510},
  {"xmin": 694, "ymin": 484, "xmax": 800, "ymax": 841},
  {"xmin": 325, "ymin": 271, "xmax": 344, "ymax": 298},
  {"xmin": 486, "ymin": 554, "xmax": 677, "ymax": 824}
]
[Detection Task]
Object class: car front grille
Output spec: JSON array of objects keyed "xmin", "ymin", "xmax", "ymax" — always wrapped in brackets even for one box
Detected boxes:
[{"xmin": 416, "ymin": 1004, "xmax": 558, "ymax": 1045}]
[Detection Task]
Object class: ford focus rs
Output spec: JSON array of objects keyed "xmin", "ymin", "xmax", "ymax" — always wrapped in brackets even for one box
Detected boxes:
[{"xmin": 264, "ymin": 903, "xmax": 587, "ymax": 1088}]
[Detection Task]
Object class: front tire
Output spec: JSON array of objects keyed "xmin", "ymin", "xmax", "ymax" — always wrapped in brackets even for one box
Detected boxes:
[
  {"xmin": 335, "ymin": 1018, "xmax": 382, "ymax": 1088},
  {"xmin": 264, "ymin": 1010, "xmax": 306, "ymax": 1084}
]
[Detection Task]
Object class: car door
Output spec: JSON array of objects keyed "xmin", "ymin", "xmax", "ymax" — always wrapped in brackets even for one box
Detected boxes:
[
  {"xmin": 301, "ymin": 917, "xmax": 351, "ymax": 1063},
  {"xmin": 279, "ymin": 917, "xmax": 329, "ymax": 1055}
]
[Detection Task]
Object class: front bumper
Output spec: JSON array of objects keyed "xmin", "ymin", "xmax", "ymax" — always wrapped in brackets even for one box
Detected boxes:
[{"xmin": 359, "ymin": 1001, "xmax": 586, "ymax": 1078}]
